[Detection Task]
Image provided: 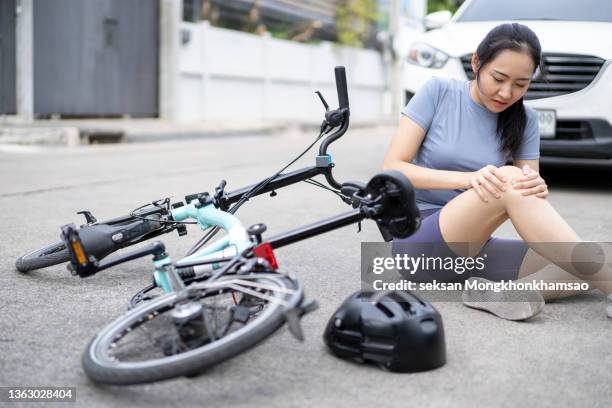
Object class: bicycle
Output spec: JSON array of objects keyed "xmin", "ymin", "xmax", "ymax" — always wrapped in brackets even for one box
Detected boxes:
[
  {"xmin": 73, "ymin": 166, "xmax": 419, "ymax": 385},
  {"xmin": 16, "ymin": 67, "xmax": 422, "ymax": 385}
]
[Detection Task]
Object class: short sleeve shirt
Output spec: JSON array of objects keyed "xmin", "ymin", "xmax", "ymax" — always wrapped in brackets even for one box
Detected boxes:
[{"xmin": 401, "ymin": 77, "xmax": 540, "ymax": 211}]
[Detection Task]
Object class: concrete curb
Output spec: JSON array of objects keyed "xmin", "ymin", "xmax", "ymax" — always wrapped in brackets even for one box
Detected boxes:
[
  {"xmin": 0, "ymin": 126, "xmax": 81, "ymax": 146},
  {"xmin": 0, "ymin": 118, "xmax": 397, "ymax": 145}
]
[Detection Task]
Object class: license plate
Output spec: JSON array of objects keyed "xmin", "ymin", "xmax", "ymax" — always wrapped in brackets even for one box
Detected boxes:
[{"xmin": 536, "ymin": 109, "xmax": 556, "ymax": 139}]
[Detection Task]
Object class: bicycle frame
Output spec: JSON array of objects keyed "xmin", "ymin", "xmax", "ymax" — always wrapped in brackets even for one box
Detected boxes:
[
  {"xmin": 164, "ymin": 198, "xmax": 366, "ymax": 291},
  {"xmin": 170, "ymin": 199, "xmax": 366, "ymax": 292},
  {"xmin": 64, "ymin": 188, "xmax": 369, "ymax": 296},
  {"xmin": 59, "ymin": 66, "xmax": 418, "ymax": 287},
  {"xmin": 221, "ymin": 164, "xmax": 334, "ymax": 209}
]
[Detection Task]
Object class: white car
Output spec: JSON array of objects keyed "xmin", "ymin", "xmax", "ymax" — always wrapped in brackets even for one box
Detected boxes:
[{"xmin": 402, "ymin": 0, "xmax": 612, "ymax": 160}]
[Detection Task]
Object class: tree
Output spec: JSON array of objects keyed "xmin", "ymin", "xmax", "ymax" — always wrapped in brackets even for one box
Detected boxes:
[
  {"xmin": 428, "ymin": 0, "xmax": 464, "ymax": 14},
  {"xmin": 336, "ymin": 0, "xmax": 380, "ymax": 47}
]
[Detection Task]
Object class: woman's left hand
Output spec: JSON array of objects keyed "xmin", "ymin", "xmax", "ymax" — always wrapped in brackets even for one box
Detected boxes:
[{"xmin": 512, "ymin": 165, "xmax": 548, "ymax": 198}]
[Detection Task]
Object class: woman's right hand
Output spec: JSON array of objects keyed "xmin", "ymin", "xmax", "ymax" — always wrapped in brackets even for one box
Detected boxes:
[{"xmin": 466, "ymin": 165, "xmax": 507, "ymax": 203}]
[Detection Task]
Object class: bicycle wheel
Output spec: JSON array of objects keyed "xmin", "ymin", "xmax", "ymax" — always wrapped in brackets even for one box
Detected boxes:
[
  {"xmin": 15, "ymin": 241, "xmax": 70, "ymax": 272},
  {"xmin": 82, "ymin": 273, "xmax": 304, "ymax": 385}
]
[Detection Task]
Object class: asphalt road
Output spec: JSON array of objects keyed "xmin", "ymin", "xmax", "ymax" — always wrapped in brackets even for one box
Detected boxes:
[{"xmin": 1, "ymin": 126, "xmax": 611, "ymax": 408}]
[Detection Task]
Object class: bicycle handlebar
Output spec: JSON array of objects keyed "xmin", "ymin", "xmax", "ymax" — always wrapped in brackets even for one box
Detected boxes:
[
  {"xmin": 317, "ymin": 66, "xmax": 351, "ymax": 190},
  {"xmin": 180, "ymin": 66, "xmax": 350, "ymax": 204},
  {"xmin": 335, "ymin": 66, "xmax": 349, "ymax": 109}
]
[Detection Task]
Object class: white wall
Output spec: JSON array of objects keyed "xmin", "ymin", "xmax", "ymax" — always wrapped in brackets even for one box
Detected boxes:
[{"xmin": 177, "ymin": 21, "xmax": 388, "ymax": 123}]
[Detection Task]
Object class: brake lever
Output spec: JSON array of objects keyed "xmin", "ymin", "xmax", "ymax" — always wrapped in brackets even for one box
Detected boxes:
[
  {"xmin": 214, "ymin": 179, "xmax": 230, "ymax": 210},
  {"xmin": 151, "ymin": 197, "xmax": 172, "ymax": 212},
  {"xmin": 316, "ymin": 90, "xmax": 348, "ymax": 132},
  {"xmin": 315, "ymin": 91, "xmax": 329, "ymax": 110}
]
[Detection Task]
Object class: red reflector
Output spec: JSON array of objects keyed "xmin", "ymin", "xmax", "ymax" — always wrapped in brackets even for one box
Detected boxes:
[{"xmin": 253, "ymin": 242, "xmax": 278, "ymax": 270}]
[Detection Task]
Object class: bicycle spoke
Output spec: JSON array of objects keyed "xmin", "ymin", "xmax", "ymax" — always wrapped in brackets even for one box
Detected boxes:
[
  {"xmin": 225, "ymin": 283, "xmax": 290, "ymax": 307},
  {"xmin": 197, "ymin": 277, "xmax": 296, "ymax": 295},
  {"xmin": 105, "ymin": 285, "xmax": 272, "ymax": 362}
]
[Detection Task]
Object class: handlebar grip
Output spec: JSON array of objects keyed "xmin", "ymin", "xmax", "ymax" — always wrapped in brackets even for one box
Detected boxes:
[{"xmin": 334, "ymin": 66, "xmax": 349, "ymax": 109}]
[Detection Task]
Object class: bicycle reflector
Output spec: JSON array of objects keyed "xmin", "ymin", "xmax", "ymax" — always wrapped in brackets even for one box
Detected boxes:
[
  {"xmin": 60, "ymin": 223, "xmax": 98, "ymax": 277},
  {"xmin": 252, "ymin": 242, "xmax": 278, "ymax": 270}
]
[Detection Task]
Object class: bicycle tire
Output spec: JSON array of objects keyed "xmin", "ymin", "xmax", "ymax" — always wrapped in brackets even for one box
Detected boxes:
[
  {"xmin": 82, "ymin": 273, "xmax": 304, "ymax": 385},
  {"xmin": 15, "ymin": 241, "xmax": 70, "ymax": 272}
]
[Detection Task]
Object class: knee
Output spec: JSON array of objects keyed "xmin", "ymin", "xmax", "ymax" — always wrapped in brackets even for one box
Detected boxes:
[
  {"xmin": 496, "ymin": 165, "xmax": 533, "ymax": 202},
  {"xmin": 497, "ymin": 165, "xmax": 524, "ymax": 182},
  {"xmin": 467, "ymin": 165, "xmax": 535, "ymax": 206}
]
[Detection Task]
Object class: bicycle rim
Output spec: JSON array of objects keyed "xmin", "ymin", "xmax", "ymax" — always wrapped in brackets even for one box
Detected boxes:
[{"xmin": 83, "ymin": 273, "xmax": 302, "ymax": 385}]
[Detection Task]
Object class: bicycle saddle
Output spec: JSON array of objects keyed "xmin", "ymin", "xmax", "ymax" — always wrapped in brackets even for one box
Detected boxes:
[{"xmin": 365, "ymin": 170, "xmax": 421, "ymax": 239}]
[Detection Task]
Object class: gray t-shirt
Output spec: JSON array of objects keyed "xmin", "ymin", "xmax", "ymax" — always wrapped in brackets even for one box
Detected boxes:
[{"xmin": 401, "ymin": 77, "xmax": 540, "ymax": 211}]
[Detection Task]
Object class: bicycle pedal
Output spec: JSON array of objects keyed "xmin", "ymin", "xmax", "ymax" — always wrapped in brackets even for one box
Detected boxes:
[
  {"xmin": 162, "ymin": 337, "xmax": 182, "ymax": 356},
  {"xmin": 283, "ymin": 309, "xmax": 304, "ymax": 342},
  {"xmin": 231, "ymin": 305, "xmax": 251, "ymax": 324},
  {"xmin": 299, "ymin": 299, "xmax": 319, "ymax": 316}
]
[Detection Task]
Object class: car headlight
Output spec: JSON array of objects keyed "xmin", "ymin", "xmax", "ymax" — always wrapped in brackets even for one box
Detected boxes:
[{"xmin": 407, "ymin": 43, "xmax": 449, "ymax": 69}]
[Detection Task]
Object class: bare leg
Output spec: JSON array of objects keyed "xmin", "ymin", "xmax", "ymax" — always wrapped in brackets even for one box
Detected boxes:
[
  {"xmin": 516, "ymin": 248, "xmax": 592, "ymax": 300},
  {"xmin": 438, "ymin": 165, "xmax": 612, "ymax": 295}
]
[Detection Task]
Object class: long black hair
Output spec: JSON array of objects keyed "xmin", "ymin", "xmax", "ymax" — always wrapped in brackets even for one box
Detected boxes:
[{"xmin": 473, "ymin": 23, "xmax": 543, "ymax": 158}]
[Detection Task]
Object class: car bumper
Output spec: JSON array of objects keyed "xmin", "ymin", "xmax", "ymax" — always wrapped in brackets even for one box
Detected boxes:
[{"xmin": 540, "ymin": 133, "xmax": 612, "ymax": 159}]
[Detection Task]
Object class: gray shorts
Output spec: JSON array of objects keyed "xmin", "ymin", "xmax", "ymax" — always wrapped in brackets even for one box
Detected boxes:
[{"xmin": 392, "ymin": 208, "xmax": 529, "ymax": 283}]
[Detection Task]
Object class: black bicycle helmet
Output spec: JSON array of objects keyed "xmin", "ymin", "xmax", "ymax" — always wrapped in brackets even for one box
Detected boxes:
[{"xmin": 323, "ymin": 290, "xmax": 446, "ymax": 372}]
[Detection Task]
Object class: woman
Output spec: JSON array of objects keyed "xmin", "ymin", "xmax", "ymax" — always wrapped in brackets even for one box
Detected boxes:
[{"xmin": 383, "ymin": 23, "xmax": 612, "ymax": 320}]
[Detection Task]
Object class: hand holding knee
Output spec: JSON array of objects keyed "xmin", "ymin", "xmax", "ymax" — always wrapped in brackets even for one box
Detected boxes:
[
  {"xmin": 468, "ymin": 165, "xmax": 508, "ymax": 202},
  {"xmin": 511, "ymin": 164, "xmax": 549, "ymax": 199}
]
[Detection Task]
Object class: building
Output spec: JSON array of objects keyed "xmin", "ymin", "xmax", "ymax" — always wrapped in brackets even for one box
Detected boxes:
[{"xmin": 0, "ymin": 0, "xmax": 392, "ymax": 119}]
